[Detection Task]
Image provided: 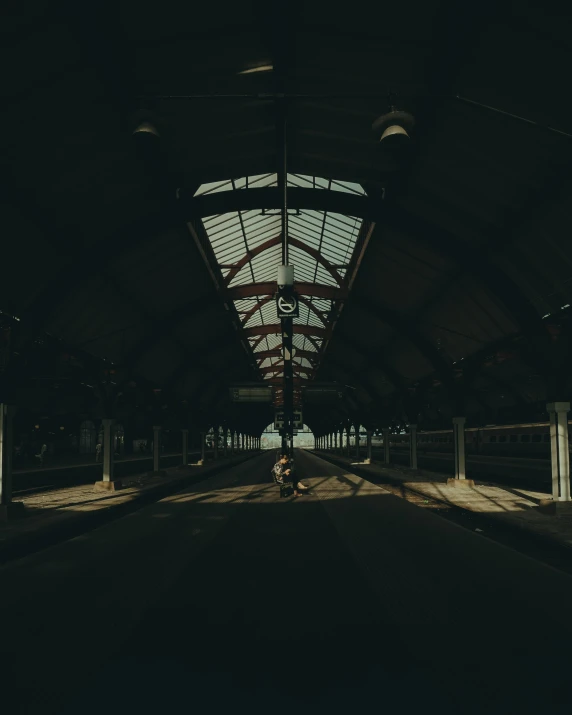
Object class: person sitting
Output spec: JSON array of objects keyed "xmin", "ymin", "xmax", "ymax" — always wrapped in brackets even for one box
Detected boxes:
[
  {"xmin": 271, "ymin": 455, "xmax": 289, "ymax": 484},
  {"xmin": 272, "ymin": 454, "xmax": 309, "ymax": 496}
]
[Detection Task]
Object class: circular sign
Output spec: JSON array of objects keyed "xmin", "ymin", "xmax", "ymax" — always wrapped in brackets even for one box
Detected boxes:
[{"xmin": 278, "ymin": 295, "xmax": 298, "ymax": 314}]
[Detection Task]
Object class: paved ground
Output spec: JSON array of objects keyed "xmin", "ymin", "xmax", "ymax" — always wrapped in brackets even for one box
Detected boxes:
[
  {"xmin": 0, "ymin": 453, "xmax": 256, "ymax": 562},
  {"xmin": 1, "ymin": 450, "xmax": 572, "ymax": 714},
  {"xmin": 316, "ymin": 448, "xmax": 572, "ymax": 547}
]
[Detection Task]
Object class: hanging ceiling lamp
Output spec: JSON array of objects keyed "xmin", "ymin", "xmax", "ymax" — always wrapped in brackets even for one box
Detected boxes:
[{"xmin": 372, "ymin": 95, "xmax": 415, "ymax": 147}]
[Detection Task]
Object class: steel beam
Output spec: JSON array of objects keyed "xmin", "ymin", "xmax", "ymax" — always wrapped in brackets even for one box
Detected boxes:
[
  {"xmin": 223, "ymin": 234, "xmax": 344, "ymax": 287},
  {"xmin": 243, "ymin": 324, "xmax": 326, "ymax": 339},
  {"xmin": 227, "ymin": 283, "xmax": 348, "ymax": 301}
]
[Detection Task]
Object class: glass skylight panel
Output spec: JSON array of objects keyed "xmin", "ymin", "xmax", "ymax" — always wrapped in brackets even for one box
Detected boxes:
[
  {"xmin": 297, "ymin": 357, "xmax": 313, "ymax": 369},
  {"xmin": 297, "ymin": 302, "xmax": 311, "ymax": 324},
  {"xmin": 312, "ymin": 299, "xmax": 332, "ymax": 314},
  {"xmin": 196, "ymin": 174, "xmax": 366, "ymax": 197},
  {"xmin": 194, "ymin": 173, "xmax": 367, "ymax": 383},
  {"xmin": 266, "ymin": 334, "xmax": 282, "ymax": 350},
  {"xmin": 194, "ymin": 179, "xmax": 234, "ymax": 196},
  {"xmin": 246, "ymin": 173, "xmax": 276, "ymax": 189},
  {"xmin": 329, "ymin": 179, "xmax": 366, "ymax": 195},
  {"xmin": 293, "ymin": 333, "xmax": 314, "ymax": 351},
  {"xmin": 307, "ymin": 312, "xmax": 325, "ymax": 328}
]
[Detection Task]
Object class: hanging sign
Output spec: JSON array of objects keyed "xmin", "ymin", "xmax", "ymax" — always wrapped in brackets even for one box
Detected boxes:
[
  {"xmin": 276, "ymin": 289, "xmax": 299, "ymax": 319},
  {"xmin": 274, "ymin": 410, "xmax": 303, "ymax": 430}
]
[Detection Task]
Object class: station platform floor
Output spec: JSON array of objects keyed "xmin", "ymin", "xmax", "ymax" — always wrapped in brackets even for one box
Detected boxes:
[
  {"xmin": 1, "ymin": 449, "xmax": 572, "ymax": 714},
  {"xmin": 315, "ymin": 449, "xmax": 572, "ymax": 548}
]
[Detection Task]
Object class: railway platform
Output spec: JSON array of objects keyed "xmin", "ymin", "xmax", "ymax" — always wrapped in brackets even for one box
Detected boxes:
[
  {"xmin": 314, "ymin": 448, "xmax": 572, "ymax": 550},
  {"xmin": 1, "ymin": 449, "xmax": 572, "ymax": 715},
  {"xmin": 0, "ymin": 450, "xmax": 258, "ymax": 565}
]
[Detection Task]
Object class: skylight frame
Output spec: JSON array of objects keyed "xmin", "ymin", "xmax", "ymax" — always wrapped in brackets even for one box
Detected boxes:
[{"xmin": 196, "ymin": 174, "xmax": 366, "ymax": 382}]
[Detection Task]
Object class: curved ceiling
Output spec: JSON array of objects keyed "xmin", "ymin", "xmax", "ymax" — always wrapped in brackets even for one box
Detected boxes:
[
  {"xmin": 2, "ymin": 1, "xmax": 572, "ymax": 434},
  {"xmin": 195, "ymin": 173, "xmax": 366, "ymax": 391}
]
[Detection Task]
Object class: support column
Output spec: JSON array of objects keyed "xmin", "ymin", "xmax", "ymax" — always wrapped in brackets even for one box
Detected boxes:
[
  {"xmin": 346, "ymin": 429, "xmax": 351, "ymax": 457},
  {"xmin": 334, "ymin": 432, "xmax": 338, "ymax": 453},
  {"xmin": 213, "ymin": 427, "xmax": 219, "ymax": 460},
  {"xmin": 95, "ymin": 418, "xmax": 121, "ymax": 490},
  {"xmin": 181, "ymin": 429, "xmax": 189, "ymax": 466},
  {"xmin": 383, "ymin": 428, "xmax": 390, "ymax": 464},
  {"xmin": 409, "ymin": 424, "xmax": 418, "ymax": 470},
  {"xmin": 200, "ymin": 431, "xmax": 206, "ymax": 465},
  {"xmin": 231, "ymin": 431, "xmax": 235, "ymax": 454},
  {"xmin": 224, "ymin": 429, "xmax": 228, "ymax": 457},
  {"xmin": 355, "ymin": 424, "xmax": 360, "ymax": 461},
  {"xmin": 151, "ymin": 424, "xmax": 166, "ymax": 476},
  {"xmin": 366, "ymin": 429, "xmax": 372, "ymax": 464},
  {"xmin": 547, "ymin": 402, "xmax": 571, "ymax": 507},
  {"xmin": 447, "ymin": 416, "xmax": 474, "ymax": 487},
  {"xmin": 339, "ymin": 430, "xmax": 344, "ymax": 455},
  {"xmin": 0, "ymin": 404, "xmax": 22, "ymax": 519}
]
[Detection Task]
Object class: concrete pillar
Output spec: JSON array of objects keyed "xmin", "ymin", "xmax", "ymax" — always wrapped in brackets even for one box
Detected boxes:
[
  {"xmin": 346, "ymin": 429, "xmax": 350, "ymax": 457},
  {"xmin": 181, "ymin": 429, "xmax": 189, "ymax": 466},
  {"xmin": 383, "ymin": 428, "xmax": 390, "ymax": 464},
  {"xmin": 355, "ymin": 424, "xmax": 360, "ymax": 461},
  {"xmin": 200, "ymin": 431, "xmax": 206, "ymax": 464},
  {"xmin": 94, "ymin": 417, "xmax": 119, "ymax": 490},
  {"xmin": 240, "ymin": 433, "xmax": 244, "ymax": 451},
  {"xmin": 409, "ymin": 424, "xmax": 418, "ymax": 470},
  {"xmin": 0, "ymin": 403, "xmax": 18, "ymax": 518},
  {"xmin": 548, "ymin": 402, "xmax": 571, "ymax": 502},
  {"xmin": 231, "ymin": 431, "xmax": 235, "ymax": 454},
  {"xmin": 103, "ymin": 419, "xmax": 115, "ymax": 481},
  {"xmin": 366, "ymin": 429, "xmax": 373, "ymax": 464},
  {"xmin": 452, "ymin": 416, "xmax": 466, "ymax": 480},
  {"xmin": 213, "ymin": 427, "xmax": 219, "ymax": 460},
  {"xmin": 152, "ymin": 425, "xmax": 161, "ymax": 473},
  {"xmin": 224, "ymin": 429, "xmax": 228, "ymax": 457},
  {"xmin": 339, "ymin": 430, "xmax": 344, "ymax": 454}
]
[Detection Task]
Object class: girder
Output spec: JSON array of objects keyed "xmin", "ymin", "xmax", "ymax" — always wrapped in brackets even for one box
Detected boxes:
[
  {"xmin": 227, "ymin": 283, "xmax": 348, "ymax": 301},
  {"xmin": 223, "ymin": 234, "xmax": 345, "ymax": 287}
]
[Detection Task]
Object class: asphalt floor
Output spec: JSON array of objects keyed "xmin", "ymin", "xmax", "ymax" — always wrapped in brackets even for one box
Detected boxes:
[{"xmin": 1, "ymin": 449, "xmax": 572, "ymax": 715}]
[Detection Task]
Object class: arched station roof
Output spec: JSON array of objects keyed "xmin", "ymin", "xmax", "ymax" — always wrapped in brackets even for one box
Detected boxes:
[
  {"xmin": 2, "ymin": 1, "xmax": 572, "ymax": 435},
  {"xmin": 194, "ymin": 173, "xmax": 366, "ymax": 390}
]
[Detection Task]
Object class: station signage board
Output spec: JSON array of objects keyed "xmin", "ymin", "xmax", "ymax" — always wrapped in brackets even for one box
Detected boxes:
[
  {"xmin": 230, "ymin": 386, "xmax": 273, "ymax": 403},
  {"xmin": 274, "ymin": 410, "xmax": 303, "ymax": 430}
]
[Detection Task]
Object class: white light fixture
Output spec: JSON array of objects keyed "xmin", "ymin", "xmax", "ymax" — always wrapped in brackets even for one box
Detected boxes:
[
  {"xmin": 238, "ymin": 65, "xmax": 273, "ymax": 75},
  {"xmin": 372, "ymin": 99, "xmax": 415, "ymax": 146},
  {"xmin": 133, "ymin": 121, "xmax": 160, "ymax": 137},
  {"xmin": 277, "ymin": 265, "xmax": 294, "ymax": 286}
]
